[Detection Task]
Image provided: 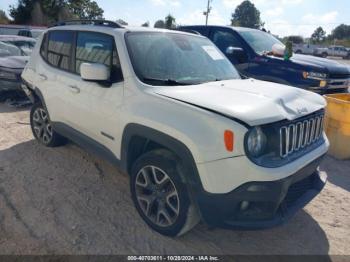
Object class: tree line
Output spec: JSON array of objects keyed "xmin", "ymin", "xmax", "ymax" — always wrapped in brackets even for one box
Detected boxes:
[{"xmin": 1, "ymin": 0, "xmax": 349, "ymax": 45}]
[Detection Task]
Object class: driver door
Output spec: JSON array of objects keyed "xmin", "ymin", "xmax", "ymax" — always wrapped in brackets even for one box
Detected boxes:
[{"xmin": 209, "ymin": 28, "xmax": 249, "ymax": 74}]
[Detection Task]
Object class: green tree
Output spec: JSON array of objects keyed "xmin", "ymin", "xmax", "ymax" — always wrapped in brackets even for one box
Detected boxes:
[
  {"xmin": 9, "ymin": 0, "xmax": 104, "ymax": 24},
  {"xmin": 330, "ymin": 24, "xmax": 350, "ymax": 40},
  {"xmin": 9, "ymin": 0, "xmax": 34, "ymax": 24},
  {"xmin": 165, "ymin": 14, "xmax": 176, "ymax": 29},
  {"xmin": 286, "ymin": 35, "xmax": 304, "ymax": 44},
  {"xmin": 0, "ymin": 10, "xmax": 10, "ymax": 24},
  {"xmin": 141, "ymin": 21, "xmax": 150, "ymax": 27},
  {"xmin": 311, "ymin": 26, "xmax": 326, "ymax": 43},
  {"xmin": 68, "ymin": 0, "xmax": 104, "ymax": 20},
  {"xmin": 231, "ymin": 0, "xmax": 263, "ymax": 29},
  {"xmin": 154, "ymin": 19, "xmax": 165, "ymax": 28},
  {"xmin": 117, "ymin": 19, "xmax": 128, "ymax": 25}
]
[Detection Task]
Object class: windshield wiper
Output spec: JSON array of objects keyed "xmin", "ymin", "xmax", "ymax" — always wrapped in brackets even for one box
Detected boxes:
[{"xmin": 142, "ymin": 77, "xmax": 193, "ymax": 86}]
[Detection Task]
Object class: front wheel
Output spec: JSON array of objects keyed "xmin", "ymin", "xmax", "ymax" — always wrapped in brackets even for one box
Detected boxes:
[
  {"xmin": 30, "ymin": 102, "xmax": 67, "ymax": 147},
  {"xmin": 130, "ymin": 149, "xmax": 200, "ymax": 237}
]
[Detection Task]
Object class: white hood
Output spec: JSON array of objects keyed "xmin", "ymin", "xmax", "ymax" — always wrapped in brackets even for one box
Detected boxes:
[{"xmin": 152, "ymin": 79, "xmax": 326, "ymax": 126}]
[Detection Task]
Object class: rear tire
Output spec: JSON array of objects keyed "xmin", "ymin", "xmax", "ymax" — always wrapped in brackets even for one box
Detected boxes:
[
  {"xmin": 322, "ymin": 52, "xmax": 328, "ymax": 58},
  {"xmin": 130, "ymin": 149, "xmax": 200, "ymax": 237},
  {"xmin": 30, "ymin": 102, "xmax": 67, "ymax": 147}
]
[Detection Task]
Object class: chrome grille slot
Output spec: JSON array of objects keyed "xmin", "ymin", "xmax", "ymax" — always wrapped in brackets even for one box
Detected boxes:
[{"xmin": 279, "ymin": 114, "xmax": 324, "ymax": 158}]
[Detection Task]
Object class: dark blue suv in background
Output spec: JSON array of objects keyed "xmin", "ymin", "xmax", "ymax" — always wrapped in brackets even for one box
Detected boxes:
[{"xmin": 179, "ymin": 25, "xmax": 350, "ymax": 94}]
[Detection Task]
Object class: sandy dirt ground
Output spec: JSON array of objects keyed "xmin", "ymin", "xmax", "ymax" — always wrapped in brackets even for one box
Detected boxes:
[{"xmin": 0, "ymin": 103, "xmax": 349, "ymax": 255}]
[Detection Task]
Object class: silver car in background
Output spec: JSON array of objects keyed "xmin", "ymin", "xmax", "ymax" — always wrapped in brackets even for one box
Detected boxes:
[{"xmin": 0, "ymin": 39, "xmax": 34, "ymax": 98}]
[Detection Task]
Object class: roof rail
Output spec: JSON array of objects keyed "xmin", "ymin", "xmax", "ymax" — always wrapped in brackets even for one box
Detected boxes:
[{"xmin": 50, "ymin": 19, "xmax": 124, "ymax": 28}]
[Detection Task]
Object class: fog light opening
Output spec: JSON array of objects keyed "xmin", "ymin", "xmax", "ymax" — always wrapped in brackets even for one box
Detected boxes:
[{"xmin": 240, "ymin": 201, "xmax": 250, "ymax": 211}]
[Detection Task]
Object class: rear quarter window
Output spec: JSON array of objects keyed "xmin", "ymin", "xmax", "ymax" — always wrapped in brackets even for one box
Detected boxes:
[
  {"xmin": 40, "ymin": 33, "xmax": 48, "ymax": 59},
  {"xmin": 47, "ymin": 30, "xmax": 74, "ymax": 71}
]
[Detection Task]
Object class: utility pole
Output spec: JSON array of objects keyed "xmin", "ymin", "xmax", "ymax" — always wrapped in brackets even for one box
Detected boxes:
[{"xmin": 203, "ymin": 0, "xmax": 212, "ymax": 26}]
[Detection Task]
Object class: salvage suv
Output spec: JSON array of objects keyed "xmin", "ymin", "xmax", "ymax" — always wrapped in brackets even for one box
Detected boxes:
[{"xmin": 22, "ymin": 20, "xmax": 329, "ymax": 237}]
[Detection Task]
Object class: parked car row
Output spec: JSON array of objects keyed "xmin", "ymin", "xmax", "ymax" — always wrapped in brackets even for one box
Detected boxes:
[
  {"xmin": 0, "ymin": 35, "xmax": 36, "ymax": 98},
  {"xmin": 293, "ymin": 43, "xmax": 350, "ymax": 59},
  {"xmin": 21, "ymin": 20, "xmax": 331, "ymax": 236},
  {"xmin": 314, "ymin": 45, "xmax": 350, "ymax": 59},
  {"xmin": 293, "ymin": 43, "xmax": 317, "ymax": 55}
]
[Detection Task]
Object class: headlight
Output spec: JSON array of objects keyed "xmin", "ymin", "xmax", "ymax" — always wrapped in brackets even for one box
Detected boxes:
[
  {"xmin": 0, "ymin": 70, "xmax": 17, "ymax": 80},
  {"xmin": 302, "ymin": 71, "xmax": 328, "ymax": 80},
  {"xmin": 246, "ymin": 127, "xmax": 267, "ymax": 157}
]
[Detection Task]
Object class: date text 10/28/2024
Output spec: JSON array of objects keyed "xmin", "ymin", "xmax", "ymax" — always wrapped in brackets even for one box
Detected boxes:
[{"xmin": 127, "ymin": 256, "xmax": 220, "ymax": 261}]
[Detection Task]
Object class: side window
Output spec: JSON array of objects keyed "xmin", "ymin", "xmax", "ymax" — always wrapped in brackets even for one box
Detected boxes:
[
  {"xmin": 190, "ymin": 27, "xmax": 209, "ymax": 37},
  {"xmin": 212, "ymin": 30, "xmax": 243, "ymax": 53},
  {"xmin": 75, "ymin": 32, "xmax": 123, "ymax": 82},
  {"xmin": 40, "ymin": 33, "xmax": 48, "ymax": 59},
  {"xmin": 47, "ymin": 31, "xmax": 74, "ymax": 71}
]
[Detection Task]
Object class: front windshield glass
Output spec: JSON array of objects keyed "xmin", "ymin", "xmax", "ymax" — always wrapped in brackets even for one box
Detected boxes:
[
  {"xmin": 126, "ymin": 32, "xmax": 240, "ymax": 86},
  {"xmin": 240, "ymin": 30, "xmax": 284, "ymax": 54},
  {"xmin": 8, "ymin": 40, "xmax": 36, "ymax": 55},
  {"xmin": 31, "ymin": 30, "xmax": 44, "ymax": 39},
  {"xmin": 0, "ymin": 41, "xmax": 24, "ymax": 57}
]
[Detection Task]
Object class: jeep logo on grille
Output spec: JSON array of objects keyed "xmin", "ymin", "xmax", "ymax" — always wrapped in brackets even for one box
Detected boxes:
[{"xmin": 297, "ymin": 107, "xmax": 308, "ymax": 114}]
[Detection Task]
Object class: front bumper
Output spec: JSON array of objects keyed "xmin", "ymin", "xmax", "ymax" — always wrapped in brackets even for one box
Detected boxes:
[
  {"xmin": 194, "ymin": 155, "xmax": 326, "ymax": 229},
  {"xmin": 0, "ymin": 79, "xmax": 22, "ymax": 92},
  {"xmin": 307, "ymin": 79, "xmax": 350, "ymax": 94}
]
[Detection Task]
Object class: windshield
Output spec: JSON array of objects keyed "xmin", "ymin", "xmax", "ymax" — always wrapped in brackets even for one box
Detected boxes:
[
  {"xmin": 0, "ymin": 41, "xmax": 24, "ymax": 57},
  {"xmin": 31, "ymin": 30, "xmax": 44, "ymax": 39},
  {"xmin": 125, "ymin": 32, "xmax": 240, "ymax": 86},
  {"xmin": 5, "ymin": 40, "xmax": 36, "ymax": 55},
  {"xmin": 240, "ymin": 30, "xmax": 284, "ymax": 54}
]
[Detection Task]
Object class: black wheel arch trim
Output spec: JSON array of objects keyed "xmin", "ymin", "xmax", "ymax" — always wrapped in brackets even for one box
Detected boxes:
[{"xmin": 121, "ymin": 123, "xmax": 204, "ymax": 189}]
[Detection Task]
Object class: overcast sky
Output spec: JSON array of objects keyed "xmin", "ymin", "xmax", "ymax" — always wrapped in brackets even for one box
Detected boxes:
[{"xmin": 1, "ymin": 0, "xmax": 349, "ymax": 37}]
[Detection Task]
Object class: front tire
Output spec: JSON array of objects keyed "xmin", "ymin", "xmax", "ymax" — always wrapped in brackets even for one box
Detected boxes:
[
  {"xmin": 30, "ymin": 102, "xmax": 67, "ymax": 147},
  {"xmin": 130, "ymin": 149, "xmax": 200, "ymax": 237}
]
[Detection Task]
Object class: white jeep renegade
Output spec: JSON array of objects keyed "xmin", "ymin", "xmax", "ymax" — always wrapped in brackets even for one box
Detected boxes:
[{"xmin": 21, "ymin": 20, "xmax": 329, "ymax": 237}]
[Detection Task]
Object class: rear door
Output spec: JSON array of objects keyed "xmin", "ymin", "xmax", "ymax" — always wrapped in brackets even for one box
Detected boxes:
[
  {"xmin": 35, "ymin": 30, "xmax": 75, "ymax": 123},
  {"xmin": 58, "ymin": 31, "xmax": 124, "ymax": 151}
]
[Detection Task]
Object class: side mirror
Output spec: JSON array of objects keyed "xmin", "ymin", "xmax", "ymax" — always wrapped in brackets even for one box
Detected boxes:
[
  {"xmin": 80, "ymin": 63, "xmax": 110, "ymax": 82},
  {"xmin": 225, "ymin": 46, "xmax": 247, "ymax": 63},
  {"xmin": 226, "ymin": 46, "xmax": 244, "ymax": 55}
]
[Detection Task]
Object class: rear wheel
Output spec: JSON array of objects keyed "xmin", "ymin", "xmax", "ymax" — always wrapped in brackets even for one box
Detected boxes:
[
  {"xmin": 322, "ymin": 52, "xmax": 328, "ymax": 58},
  {"xmin": 130, "ymin": 149, "xmax": 200, "ymax": 236},
  {"xmin": 30, "ymin": 102, "xmax": 67, "ymax": 147}
]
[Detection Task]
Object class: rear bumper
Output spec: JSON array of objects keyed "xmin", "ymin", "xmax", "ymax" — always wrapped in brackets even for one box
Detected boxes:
[{"xmin": 194, "ymin": 155, "xmax": 326, "ymax": 229}]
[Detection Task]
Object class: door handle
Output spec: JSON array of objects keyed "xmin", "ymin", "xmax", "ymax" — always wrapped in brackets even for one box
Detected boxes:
[
  {"xmin": 69, "ymin": 85, "xmax": 80, "ymax": 94},
  {"xmin": 38, "ymin": 73, "xmax": 47, "ymax": 81}
]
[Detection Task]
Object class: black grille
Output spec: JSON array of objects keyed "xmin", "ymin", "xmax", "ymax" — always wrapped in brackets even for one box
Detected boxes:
[
  {"xmin": 329, "ymin": 73, "xmax": 350, "ymax": 79},
  {"xmin": 283, "ymin": 175, "xmax": 315, "ymax": 207}
]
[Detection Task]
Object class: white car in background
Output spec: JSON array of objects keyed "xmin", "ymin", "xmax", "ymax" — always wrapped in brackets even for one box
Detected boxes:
[
  {"xmin": 22, "ymin": 20, "xmax": 329, "ymax": 236},
  {"xmin": 315, "ymin": 45, "xmax": 349, "ymax": 59},
  {"xmin": 0, "ymin": 35, "xmax": 36, "ymax": 56},
  {"xmin": 0, "ymin": 41, "xmax": 30, "ymax": 97},
  {"xmin": 18, "ymin": 28, "xmax": 45, "ymax": 39}
]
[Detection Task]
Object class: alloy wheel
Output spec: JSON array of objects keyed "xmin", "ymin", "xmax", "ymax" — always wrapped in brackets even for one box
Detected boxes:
[
  {"xmin": 32, "ymin": 107, "xmax": 53, "ymax": 144},
  {"xmin": 135, "ymin": 165, "xmax": 180, "ymax": 227}
]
